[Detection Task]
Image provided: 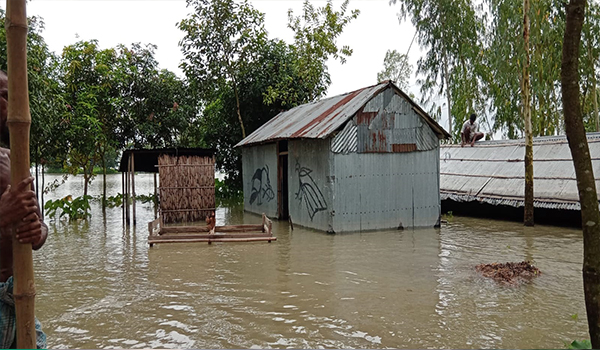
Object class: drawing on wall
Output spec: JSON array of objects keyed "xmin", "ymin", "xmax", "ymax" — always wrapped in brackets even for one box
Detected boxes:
[
  {"xmin": 249, "ymin": 165, "xmax": 275, "ymax": 205},
  {"xmin": 295, "ymin": 161, "xmax": 327, "ymax": 221}
]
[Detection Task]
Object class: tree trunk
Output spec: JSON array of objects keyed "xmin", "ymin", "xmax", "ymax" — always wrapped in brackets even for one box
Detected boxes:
[
  {"xmin": 523, "ymin": 0, "xmax": 534, "ymax": 226},
  {"xmin": 41, "ymin": 164, "xmax": 45, "ymax": 218},
  {"xmin": 231, "ymin": 76, "xmax": 246, "ymax": 139},
  {"xmin": 102, "ymin": 149, "xmax": 106, "ymax": 212},
  {"xmin": 561, "ymin": 1, "xmax": 600, "ymax": 347},
  {"xmin": 6, "ymin": 0, "xmax": 37, "ymax": 347},
  {"xmin": 588, "ymin": 46, "xmax": 599, "ymax": 132},
  {"xmin": 443, "ymin": 52, "xmax": 452, "ymax": 139}
]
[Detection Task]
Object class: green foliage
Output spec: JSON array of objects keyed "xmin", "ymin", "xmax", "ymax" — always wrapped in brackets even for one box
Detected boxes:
[
  {"xmin": 215, "ymin": 177, "xmax": 242, "ymax": 201},
  {"xmin": 392, "ymin": 0, "xmax": 486, "ymax": 139},
  {"xmin": 276, "ymin": 0, "xmax": 360, "ymax": 103},
  {"xmin": 566, "ymin": 340, "xmax": 592, "ymax": 349},
  {"xmin": 100, "ymin": 193, "xmax": 123, "ymax": 208},
  {"xmin": 179, "ymin": 0, "xmax": 359, "ymax": 192},
  {"xmin": 136, "ymin": 193, "xmax": 159, "ymax": 205},
  {"xmin": 484, "ymin": 0, "xmax": 566, "ymax": 138},
  {"xmin": 377, "ymin": 49, "xmax": 413, "ymax": 91},
  {"xmin": 0, "ymin": 9, "xmax": 66, "ymax": 162},
  {"xmin": 45, "ymin": 195, "xmax": 92, "ymax": 221}
]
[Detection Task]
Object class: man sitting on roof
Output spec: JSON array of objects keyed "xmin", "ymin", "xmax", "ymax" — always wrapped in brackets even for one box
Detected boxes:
[{"xmin": 461, "ymin": 113, "xmax": 484, "ymax": 147}]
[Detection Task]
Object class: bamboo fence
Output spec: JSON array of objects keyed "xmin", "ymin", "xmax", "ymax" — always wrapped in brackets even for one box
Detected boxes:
[{"xmin": 158, "ymin": 154, "xmax": 215, "ymax": 223}]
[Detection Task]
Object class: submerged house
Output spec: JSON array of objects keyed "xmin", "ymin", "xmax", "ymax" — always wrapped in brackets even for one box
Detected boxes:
[
  {"xmin": 440, "ymin": 133, "xmax": 600, "ymax": 225},
  {"xmin": 235, "ymin": 81, "xmax": 450, "ymax": 233}
]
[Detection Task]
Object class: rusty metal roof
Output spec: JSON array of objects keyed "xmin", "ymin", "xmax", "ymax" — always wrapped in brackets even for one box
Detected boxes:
[
  {"xmin": 440, "ymin": 133, "xmax": 600, "ymax": 210},
  {"xmin": 235, "ymin": 81, "xmax": 450, "ymax": 148}
]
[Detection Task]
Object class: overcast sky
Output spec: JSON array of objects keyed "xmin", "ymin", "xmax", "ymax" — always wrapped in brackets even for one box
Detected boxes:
[
  {"xmin": 20, "ymin": 0, "xmax": 419, "ymax": 93},
  {"xmin": 4, "ymin": 1, "xmax": 445, "ymax": 127}
]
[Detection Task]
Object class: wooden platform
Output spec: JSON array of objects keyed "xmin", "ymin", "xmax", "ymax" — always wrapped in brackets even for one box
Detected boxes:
[{"xmin": 148, "ymin": 214, "xmax": 276, "ymax": 246}]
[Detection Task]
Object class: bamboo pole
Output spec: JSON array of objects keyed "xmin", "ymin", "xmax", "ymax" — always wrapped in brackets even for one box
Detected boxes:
[
  {"xmin": 122, "ymin": 171, "xmax": 125, "ymax": 226},
  {"xmin": 6, "ymin": 0, "xmax": 37, "ymax": 347},
  {"xmin": 130, "ymin": 153, "xmax": 136, "ymax": 225},
  {"xmin": 153, "ymin": 172, "xmax": 157, "ymax": 219},
  {"xmin": 125, "ymin": 155, "xmax": 129, "ymax": 225}
]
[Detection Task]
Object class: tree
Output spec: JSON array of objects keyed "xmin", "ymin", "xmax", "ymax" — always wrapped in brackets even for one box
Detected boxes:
[
  {"xmin": 0, "ymin": 10, "xmax": 66, "ymax": 204},
  {"xmin": 561, "ymin": 0, "xmax": 600, "ymax": 346},
  {"xmin": 179, "ymin": 0, "xmax": 359, "ymax": 193},
  {"xmin": 60, "ymin": 40, "xmax": 119, "ymax": 197},
  {"xmin": 523, "ymin": 0, "xmax": 534, "ymax": 226},
  {"xmin": 114, "ymin": 43, "xmax": 190, "ymax": 150},
  {"xmin": 377, "ymin": 49, "xmax": 412, "ymax": 91},
  {"xmin": 178, "ymin": 0, "xmax": 268, "ymax": 139},
  {"xmin": 283, "ymin": 0, "xmax": 359, "ymax": 102},
  {"xmin": 392, "ymin": 0, "xmax": 486, "ymax": 139},
  {"xmin": 580, "ymin": 1, "xmax": 600, "ymax": 131}
]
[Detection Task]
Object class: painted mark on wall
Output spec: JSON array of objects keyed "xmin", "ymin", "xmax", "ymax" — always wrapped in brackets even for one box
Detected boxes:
[
  {"xmin": 295, "ymin": 161, "xmax": 327, "ymax": 221},
  {"xmin": 249, "ymin": 165, "xmax": 274, "ymax": 205}
]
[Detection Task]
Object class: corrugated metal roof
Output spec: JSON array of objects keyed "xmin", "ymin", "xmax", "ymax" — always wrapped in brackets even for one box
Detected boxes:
[
  {"xmin": 440, "ymin": 133, "xmax": 600, "ymax": 210},
  {"xmin": 235, "ymin": 81, "xmax": 450, "ymax": 148}
]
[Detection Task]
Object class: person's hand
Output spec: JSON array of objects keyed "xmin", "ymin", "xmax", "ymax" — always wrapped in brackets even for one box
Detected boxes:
[
  {"xmin": 0, "ymin": 176, "xmax": 38, "ymax": 230},
  {"xmin": 15, "ymin": 211, "xmax": 45, "ymax": 248},
  {"xmin": 471, "ymin": 141, "xmax": 475, "ymax": 147}
]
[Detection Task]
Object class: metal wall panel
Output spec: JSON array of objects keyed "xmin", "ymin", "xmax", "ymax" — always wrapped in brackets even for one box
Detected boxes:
[
  {"xmin": 331, "ymin": 119, "xmax": 358, "ymax": 154},
  {"xmin": 357, "ymin": 90, "xmax": 439, "ymax": 154},
  {"xmin": 288, "ymin": 139, "xmax": 334, "ymax": 232},
  {"xmin": 242, "ymin": 144, "xmax": 278, "ymax": 218},
  {"xmin": 331, "ymin": 148, "xmax": 441, "ymax": 232}
]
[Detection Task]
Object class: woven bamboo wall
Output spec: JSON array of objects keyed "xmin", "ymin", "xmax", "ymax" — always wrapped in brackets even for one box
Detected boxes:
[{"xmin": 158, "ymin": 154, "xmax": 215, "ymax": 224}]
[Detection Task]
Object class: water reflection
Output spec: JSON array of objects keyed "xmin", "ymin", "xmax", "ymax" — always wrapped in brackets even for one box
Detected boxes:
[{"xmin": 33, "ymin": 174, "xmax": 588, "ymax": 348}]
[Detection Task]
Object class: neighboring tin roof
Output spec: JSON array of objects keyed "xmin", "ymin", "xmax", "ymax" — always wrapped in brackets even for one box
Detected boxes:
[
  {"xmin": 440, "ymin": 132, "xmax": 600, "ymax": 211},
  {"xmin": 118, "ymin": 148, "xmax": 215, "ymax": 173},
  {"xmin": 235, "ymin": 81, "xmax": 450, "ymax": 148}
]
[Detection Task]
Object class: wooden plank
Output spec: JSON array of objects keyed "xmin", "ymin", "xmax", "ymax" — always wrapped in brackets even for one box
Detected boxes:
[
  {"xmin": 218, "ymin": 225, "xmax": 263, "ymax": 232},
  {"xmin": 148, "ymin": 237, "xmax": 277, "ymax": 244},
  {"xmin": 151, "ymin": 233, "xmax": 274, "ymax": 240},
  {"xmin": 161, "ymin": 226, "xmax": 211, "ymax": 233},
  {"xmin": 148, "ymin": 217, "xmax": 161, "ymax": 236},
  {"xmin": 161, "ymin": 224, "xmax": 263, "ymax": 234}
]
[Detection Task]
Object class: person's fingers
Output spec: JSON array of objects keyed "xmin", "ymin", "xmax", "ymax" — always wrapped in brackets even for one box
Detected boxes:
[
  {"xmin": 21, "ymin": 212, "xmax": 38, "ymax": 223},
  {"xmin": 15, "ymin": 176, "xmax": 34, "ymax": 192},
  {"xmin": 1, "ymin": 184, "xmax": 10, "ymax": 196}
]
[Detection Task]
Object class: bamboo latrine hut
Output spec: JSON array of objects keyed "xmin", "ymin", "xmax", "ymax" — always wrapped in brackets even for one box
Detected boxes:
[
  {"xmin": 118, "ymin": 148, "xmax": 215, "ymax": 225},
  {"xmin": 158, "ymin": 154, "xmax": 215, "ymax": 224}
]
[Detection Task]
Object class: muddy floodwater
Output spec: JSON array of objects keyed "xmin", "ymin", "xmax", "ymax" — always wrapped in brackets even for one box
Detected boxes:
[{"xmin": 33, "ymin": 174, "xmax": 587, "ymax": 349}]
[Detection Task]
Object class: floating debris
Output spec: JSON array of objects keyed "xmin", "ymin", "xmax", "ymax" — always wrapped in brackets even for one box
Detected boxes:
[{"xmin": 475, "ymin": 261, "xmax": 541, "ymax": 285}]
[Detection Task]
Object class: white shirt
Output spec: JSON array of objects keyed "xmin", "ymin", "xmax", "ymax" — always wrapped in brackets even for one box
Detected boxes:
[{"xmin": 462, "ymin": 120, "xmax": 479, "ymax": 139}]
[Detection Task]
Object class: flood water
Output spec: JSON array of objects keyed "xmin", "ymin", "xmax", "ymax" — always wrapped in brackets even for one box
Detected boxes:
[{"xmin": 33, "ymin": 173, "xmax": 587, "ymax": 349}]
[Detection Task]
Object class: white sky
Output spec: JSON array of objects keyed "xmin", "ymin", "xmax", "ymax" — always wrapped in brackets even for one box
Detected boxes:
[{"xmin": 5, "ymin": 1, "xmax": 447, "ymax": 128}]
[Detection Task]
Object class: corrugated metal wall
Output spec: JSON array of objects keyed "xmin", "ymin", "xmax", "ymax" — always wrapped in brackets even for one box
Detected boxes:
[
  {"xmin": 353, "ymin": 88, "xmax": 439, "ymax": 154},
  {"xmin": 242, "ymin": 144, "xmax": 278, "ymax": 218},
  {"xmin": 331, "ymin": 148, "xmax": 440, "ymax": 231},
  {"xmin": 288, "ymin": 139, "xmax": 334, "ymax": 232}
]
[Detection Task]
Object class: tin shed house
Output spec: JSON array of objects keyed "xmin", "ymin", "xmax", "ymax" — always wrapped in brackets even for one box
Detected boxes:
[
  {"xmin": 440, "ymin": 133, "xmax": 600, "ymax": 225},
  {"xmin": 235, "ymin": 81, "xmax": 451, "ymax": 233}
]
